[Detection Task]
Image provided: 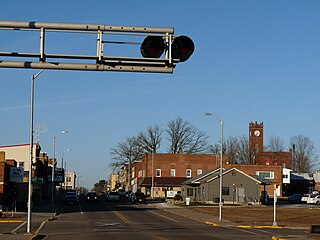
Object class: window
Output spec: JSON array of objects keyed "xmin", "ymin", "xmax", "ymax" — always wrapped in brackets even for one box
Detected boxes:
[
  {"xmin": 170, "ymin": 169, "xmax": 175, "ymax": 177},
  {"xmin": 197, "ymin": 169, "xmax": 202, "ymax": 175},
  {"xmin": 19, "ymin": 161, "xmax": 24, "ymax": 168},
  {"xmin": 186, "ymin": 169, "xmax": 192, "ymax": 178},
  {"xmin": 187, "ymin": 188, "xmax": 193, "ymax": 196},
  {"xmin": 67, "ymin": 177, "xmax": 71, "ymax": 182},
  {"xmin": 256, "ymin": 171, "xmax": 274, "ymax": 179},
  {"xmin": 156, "ymin": 169, "xmax": 161, "ymax": 177},
  {"xmin": 283, "ymin": 174, "xmax": 288, "ymax": 179},
  {"xmin": 222, "ymin": 187, "xmax": 230, "ymax": 195}
]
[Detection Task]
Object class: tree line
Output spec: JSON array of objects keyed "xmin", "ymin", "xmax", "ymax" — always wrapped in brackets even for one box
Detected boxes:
[{"xmin": 109, "ymin": 117, "xmax": 318, "ymax": 174}]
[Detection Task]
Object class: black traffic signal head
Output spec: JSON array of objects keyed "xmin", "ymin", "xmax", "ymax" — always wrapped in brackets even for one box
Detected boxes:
[
  {"xmin": 140, "ymin": 36, "xmax": 166, "ymax": 58},
  {"xmin": 171, "ymin": 36, "xmax": 194, "ymax": 62}
]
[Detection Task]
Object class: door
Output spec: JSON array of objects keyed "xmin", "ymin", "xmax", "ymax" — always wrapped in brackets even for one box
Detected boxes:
[{"xmin": 237, "ymin": 187, "xmax": 245, "ymax": 203}]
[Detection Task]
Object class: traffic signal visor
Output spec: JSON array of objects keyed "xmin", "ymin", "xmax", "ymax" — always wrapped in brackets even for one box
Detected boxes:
[
  {"xmin": 171, "ymin": 36, "xmax": 194, "ymax": 62},
  {"xmin": 140, "ymin": 36, "xmax": 165, "ymax": 58}
]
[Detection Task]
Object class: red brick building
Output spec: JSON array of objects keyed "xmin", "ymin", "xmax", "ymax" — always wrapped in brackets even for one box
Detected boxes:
[
  {"xmin": 0, "ymin": 152, "xmax": 17, "ymax": 211},
  {"xmin": 249, "ymin": 122, "xmax": 292, "ymax": 168},
  {"xmin": 130, "ymin": 122, "xmax": 290, "ymax": 199},
  {"xmin": 132, "ymin": 153, "xmax": 228, "ymax": 198}
]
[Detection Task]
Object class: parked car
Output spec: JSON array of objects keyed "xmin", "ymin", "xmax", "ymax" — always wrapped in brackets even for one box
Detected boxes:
[
  {"xmin": 106, "ymin": 192, "xmax": 120, "ymax": 201},
  {"xmin": 65, "ymin": 195, "xmax": 79, "ymax": 206},
  {"xmin": 288, "ymin": 194, "xmax": 303, "ymax": 203},
  {"xmin": 86, "ymin": 191, "xmax": 98, "ymax": 202},
  {"xmin": 131, "ymin": 192, "xmax": 146, "ymax": 204},
  {"xmin": 307, "ymin": 194, "xmax": 320, "ymax": 204},
  {"xmin": 301, "ymin": 194, "xmax": 311, "ymax": 203},
  {"xmin": 312, "ymin": 195, "xmax": 320, "ymax": 204},
  {"xmin": 118, "ymin": 189, "xmax": 126, "ymax": 199}
]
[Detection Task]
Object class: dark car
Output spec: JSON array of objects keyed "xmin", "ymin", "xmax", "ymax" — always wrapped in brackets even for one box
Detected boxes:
[
  {"xmin": 106, "ymin": 192, "xmax": 120, "ymax": 201},
  {"xmin": 65, "ymin": 195, "xmax": 79, "ymax": 206},
  {"xmin": 131, "ymin": 192, "xmax": 146, "ymax": 204},
  {"xmin": 288, "ymin": 194, "xmax": 303, "ymax": 203},
  {"xmin": 86, "ymin": 191, "xmax": 98, "ymax": 202}
]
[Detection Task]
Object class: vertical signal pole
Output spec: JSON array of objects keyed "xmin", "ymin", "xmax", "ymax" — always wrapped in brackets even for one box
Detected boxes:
[{"xmin": 273, "ymin": 184, "xmax": 277, "ymax": 226}]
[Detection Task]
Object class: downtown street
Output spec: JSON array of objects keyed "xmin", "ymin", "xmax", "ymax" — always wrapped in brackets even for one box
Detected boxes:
[{"xmin": 0, "ymin": 196, "xmax": 309, "ymax": 240}]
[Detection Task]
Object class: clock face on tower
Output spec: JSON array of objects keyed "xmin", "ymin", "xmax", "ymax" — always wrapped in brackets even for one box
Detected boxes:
[{"xmin": 254, "ymin": 130, "xmax": 260, "ymax": 137}]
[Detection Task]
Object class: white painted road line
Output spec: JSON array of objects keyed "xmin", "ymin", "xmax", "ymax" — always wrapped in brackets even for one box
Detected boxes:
[
  {"xmin": 11, "ymin": 221, "xmax": 26, "ymax": 234},
  {"xmin": 149, "ymin": 210, "xmax": 179, "ymax": 222}
]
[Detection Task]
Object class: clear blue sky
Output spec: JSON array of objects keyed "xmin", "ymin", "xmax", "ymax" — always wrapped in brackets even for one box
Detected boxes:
[{"xmin": 1, "ymin": 0, "xmax": 320, "ymax": 189}]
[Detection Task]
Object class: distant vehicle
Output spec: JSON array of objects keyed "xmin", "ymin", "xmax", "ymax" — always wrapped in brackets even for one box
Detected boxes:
[
  {"xmin": 65, "ymin": 190, "xmax": 77, "ymax": 197},
  {"xmin": 311, "ymin": 195, "xmax": 320, "ymax": 204},
  {"xmin": 65, "ymin": 195, "xmax": 79, "ymax": 206},
  {"xmin": 307, "ymin": 194, "xmax": 320, "ymax": 204},
  {"xmin": 288, "ymin": 194, "xmax": 303, "ymax": 203},
  {"xmin": 301, "ymin": 194, "xmax": 312, "ymax": 203},
  {"xmin": 86, "ymin": 191, "xmax": 98, "ymax": 202},
  {"xmin": 106, "ymin": 192, "xmax": 120, "ymax": 201},
  {"xmin": 131, "ymin": 192, "xmax": 146, "ymax": 204},
  {"xmin": 118, "ymin": 189, "xmax": 126, "ymax": 199}
]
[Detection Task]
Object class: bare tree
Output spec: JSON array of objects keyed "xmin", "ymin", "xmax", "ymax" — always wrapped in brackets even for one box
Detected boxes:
[
  {"xmin": 225, "ymin": 136, "xmax": 238, "ymax": 164},
  {"xmin": 207, "ymin": 143, "xmax": 221, "ymax": 155},
  {"xmin": 166, "ymin": 117, "xmax": 208, "ymax": 154},
  {"xmin": 236, "ymin": 135, "xmax": 251, "ymax": 164},
  {"xmin": 109, "ymin": 136, "xmax": 144, "ymax": 190},
  {"xmin": 266, "ymin": 135, "xmax": 285, "ymax": 152},
  {"xmin": 290, "ymin": 135, "xmax": 316, "ymax": 173},
  {"xmin": 137, "ymin": 125, "xmax": 163, "ymax": 153}
]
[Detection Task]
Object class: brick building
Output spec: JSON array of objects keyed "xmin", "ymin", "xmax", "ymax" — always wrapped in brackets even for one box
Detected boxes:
[
  {"xmin": 249, "ymin": 122, "xmax": 292, "ymax": 168},
  {"xmin": 132, "ymin": 153, "xmax": 228, "ymax": 198},
  {"xmin": 0, "ymin": 144, "xmax": 52, "ymax": 210},
  {"xmin": 0, "ymin": 152, "xmax": 17, "ymax": 211},
  {"xmin": 130, "ymin": 122, "xmax": 291, "ymax": 199}
]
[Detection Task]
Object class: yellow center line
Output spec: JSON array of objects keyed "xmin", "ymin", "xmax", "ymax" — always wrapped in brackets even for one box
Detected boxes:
[{"xmin": 112, "ymin": 210, "xmax": 130, "ymax": 224}]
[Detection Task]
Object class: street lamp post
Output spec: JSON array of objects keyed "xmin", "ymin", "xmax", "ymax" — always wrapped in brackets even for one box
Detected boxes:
[
  {"xmin": 27, "ymin": 69, "xmax": 44, "ymax": 234},
  {"xmin": 61, "ymin": 149, "xmax": 71, "ymax": 190},
  {"xmin": 52, "ymin": 130, "xmax": 68, "ymax": 208},
  {"xmin": 204, "ymin": 112, "xmax": 224, "ymax": 222}
]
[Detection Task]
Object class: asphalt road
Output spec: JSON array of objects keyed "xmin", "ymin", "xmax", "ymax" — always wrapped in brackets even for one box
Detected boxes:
[
  {"xmin": 0, "ymin": 197, "xmax": 311, "ymax": 240},
  {"xmin": 35, "ymin": 198, "xmax": 308, "ymax": 240}
]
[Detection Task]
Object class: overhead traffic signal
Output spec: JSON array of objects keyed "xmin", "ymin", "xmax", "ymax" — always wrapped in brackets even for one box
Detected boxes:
[
  {"xmin": 140, "ymin": 36, "xmax": 166, "ymax": 58},
  {"xmin": 140, "ymin": 35, "xmax": 194, "ymax": 62},
  {"xmin": 171, "ymin": 36, "xmax": 194, "ymax": 62}
]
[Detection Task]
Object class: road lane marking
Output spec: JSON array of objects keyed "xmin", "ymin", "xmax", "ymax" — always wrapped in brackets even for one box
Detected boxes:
[
  {"xmin": 11, "ymin": 221, "xmax": 26, "ymax": 234},
  {"xmin": 35, "ymin": 220, "xmax": 47, "ymax": 234},
  {"xmin": 113, "ymin": 211, "xmax": 130, "ymax": 224},
  {"xmin": 149, "ymin": 210, "xmax": 179, "ymax": 222}
]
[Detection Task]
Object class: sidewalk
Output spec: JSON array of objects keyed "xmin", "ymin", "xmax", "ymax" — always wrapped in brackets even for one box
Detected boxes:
[{"xmin": 0, "ymin": 195, "xmax": 64, "ymax": 240}]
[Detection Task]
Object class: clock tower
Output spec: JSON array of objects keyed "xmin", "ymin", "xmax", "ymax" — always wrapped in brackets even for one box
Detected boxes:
[{"xmin": 249, "ymin": 122, "xmax": 264, "ymax": 164}]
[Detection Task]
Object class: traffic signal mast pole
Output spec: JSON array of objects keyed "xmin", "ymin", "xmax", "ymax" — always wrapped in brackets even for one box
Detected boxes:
[{"xmin": 0, "ymin": 20, "xmax": 177, "ymax": 73}]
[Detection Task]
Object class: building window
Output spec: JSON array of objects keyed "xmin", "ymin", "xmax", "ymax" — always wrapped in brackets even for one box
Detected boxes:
[
  {"xmin": 187, "ymin": 188, "xmax": 193, "ymax": 196},
  {"xmin": 19, "ymin": 161, "xmax": 24, "ymax": 168},
  {"xmin": 156, "ymin": 169, "xmax": 161, "ymax": 177},
  {"xmin": 67, "ymin": 177, "xmax": 71, "ymax": 182},
  {"xmin": 170, "ymin": 169, "xmax": 175, "ymax": 177},
  {"xmin": 186, "ymin": 169, "xmax": 192, "ymax": 178},
  {"xmin": 256, "ymin": 171, "xmax": 274, "ymax": 179},
  {"xmin": 283, "ymin": 174, "xmax": 288, "ymax": 179},
  {"xmin": 197, "ymin": 169, "xmax": 202, "ymax": 175},
  {"xmin": 222, "ymin": 187, "xmax": 230, "ymax": 195}
]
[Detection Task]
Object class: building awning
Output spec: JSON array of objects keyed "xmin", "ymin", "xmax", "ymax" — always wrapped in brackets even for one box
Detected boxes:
[{"xmin": 139, "ymin": 177, "xmax": 188, "ymax": 187}]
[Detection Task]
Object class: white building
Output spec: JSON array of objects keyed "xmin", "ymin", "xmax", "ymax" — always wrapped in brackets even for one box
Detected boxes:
[
  {"xmin": 65, "ymin": 171, "xmax": 77, "ymax": 190},
  {"xmin": 0, "ymin": 144, "xmax": 40, "ymax": 181}
]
